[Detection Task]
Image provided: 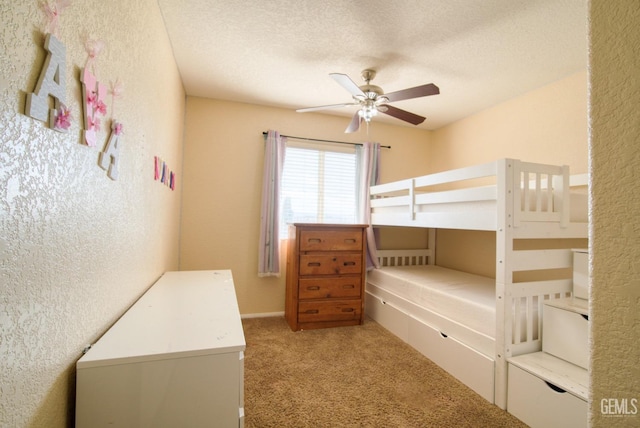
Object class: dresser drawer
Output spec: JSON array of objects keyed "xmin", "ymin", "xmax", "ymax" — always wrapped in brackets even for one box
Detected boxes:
[
  {"xmin": 299, "ymin": 277, "xmax": 361, "ymax": 299},
  {"xmin": 298, "ymin": 300, "xmax": 361, "ymax": 323},
  {"xmin": 299, "ymin": 229, "xmax": 363, "ymax": 252},
  {"xmin": 299, "ymin": 254, "xmax": 362, "ymax": 276}
]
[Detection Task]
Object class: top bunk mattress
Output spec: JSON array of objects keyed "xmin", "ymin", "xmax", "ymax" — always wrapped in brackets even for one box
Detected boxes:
[{"xmin": 366, "ymin": 265, "xmax": 495, "ymax": 338}]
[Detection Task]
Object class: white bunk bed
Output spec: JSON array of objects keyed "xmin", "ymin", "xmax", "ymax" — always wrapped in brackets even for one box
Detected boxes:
[{"xmin": 364, "ymin": 158, "xmax": 588, "ymax": 410}]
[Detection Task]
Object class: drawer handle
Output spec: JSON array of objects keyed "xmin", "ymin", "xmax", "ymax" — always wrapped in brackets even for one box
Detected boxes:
[
  {"xmin": 341, "ymin": 308, "xmax": 355, "ymax": 313},
  {"xmin": 343, "ymin": 261, "xmax": 356, "ymax": 266},
  {"xmin": 308, "ymin": 238, "xmax": 321, "ymax": 244},
  {"xmin": 581, "ymin": 314, "xmax": 589, "ymax": 321},
  {"xmin": 307, "ymin": 262, "xmax": 321, "ymax": 267},
  {"xmin": 306, "ymin": 286, "xmax": 320, "ymax": 291},
  {"xmin": 342, "ymin": 284, "xmax": 355, "ymax": 289},
  {"xmin": 304, "ymin": 309, "xmax": 319, "ymax": 314},
  {"xmin": 544, "ymin": 381, "xmax": 567, "ymax": 394},
  {"xmin": 344, "ymin": 239, "xmax": 356, "ymax": 244}
]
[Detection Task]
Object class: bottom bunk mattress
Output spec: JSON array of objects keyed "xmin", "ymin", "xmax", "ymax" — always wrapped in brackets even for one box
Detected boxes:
[{"xmin": 366, "ymin": 265, "xmax": 495, "ymax": 339}]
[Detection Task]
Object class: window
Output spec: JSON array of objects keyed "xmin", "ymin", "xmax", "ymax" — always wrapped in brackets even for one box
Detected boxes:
[{"xmin": 279, "ymin": 140, "xmax": 357, "ymax": 239}]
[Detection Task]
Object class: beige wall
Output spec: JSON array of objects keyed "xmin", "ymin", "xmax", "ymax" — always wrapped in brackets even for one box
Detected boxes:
[
  {"xmin": 0, "ymin": 1, "xmax": 184, "ymax": 426},
  {"xmin": 179, "ymin": 97, "xmax": 431, "ymax": 314},
  {"xmin": 589, "ymin": 1, "xmax": 640, "ymax": 426},
  {"xmin": 430, "ymin": 71, "xmax": 588, "ymax": 174},
  {"xmin": 427, "ymin": 71, "xmax": 589, "ymax": 277}
]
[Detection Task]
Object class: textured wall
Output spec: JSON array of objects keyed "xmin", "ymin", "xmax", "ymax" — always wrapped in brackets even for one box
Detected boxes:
[
  {"xmin": 0, "ymin": 1, "xmax": 184, "ymax": 426},
  {"xmin": 589, "ymin": 1, "xmax": 640, "ymax": 426}
]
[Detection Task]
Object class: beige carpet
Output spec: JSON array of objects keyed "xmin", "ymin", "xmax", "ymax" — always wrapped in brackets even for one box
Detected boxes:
[{"xmin": 242, "ymin": 316, "xmax": 527, "ymax": 428}]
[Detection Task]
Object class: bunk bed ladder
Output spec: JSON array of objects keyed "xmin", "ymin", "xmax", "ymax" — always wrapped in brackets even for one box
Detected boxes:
[
  {"xmin": 494, "ymin": 158, "xmax": 515, "ymax": 410},
  {"xmin": 497, "ymin": 160, "xmax": 574, "ymax": 409}
]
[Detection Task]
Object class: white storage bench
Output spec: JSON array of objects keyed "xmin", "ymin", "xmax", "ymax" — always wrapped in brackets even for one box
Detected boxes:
[{"xmin": 75, "ymin": 270, "xmax": 246, "ymax": 428}]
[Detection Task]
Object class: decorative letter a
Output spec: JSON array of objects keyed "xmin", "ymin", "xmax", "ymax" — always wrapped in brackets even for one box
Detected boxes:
[
  {"xmin": 25, "ymin": 34, "xmax": 67, "ymax": 129},
  {"xmin": 98, "ymin": 121, "xmax": 122, "ymax": 180}
]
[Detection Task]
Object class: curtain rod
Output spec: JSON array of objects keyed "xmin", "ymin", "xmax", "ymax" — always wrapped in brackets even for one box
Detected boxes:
[{"xmin": 262, "ymin": 132, "xmax": 390, "ymax": 149}]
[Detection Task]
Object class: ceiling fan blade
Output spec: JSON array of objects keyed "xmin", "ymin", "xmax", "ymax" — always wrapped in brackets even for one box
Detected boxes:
[
  {"xmin": 296, "ymin": 102, "xmax": 357, "ymax": 113},
  {"xmin": 330, "ymin": 73, "xmax": 366, "ymax": 98},
  {"xmin": 384, "ymin": 83, "xmax": 440, "ymax": 103},
  {"xmin": 379, "ymin": 104, "xmax": 426, "ymax": 125},
  {"xmin": 345, "ymin": 111, "xmax": 362, "ymax": 133}
]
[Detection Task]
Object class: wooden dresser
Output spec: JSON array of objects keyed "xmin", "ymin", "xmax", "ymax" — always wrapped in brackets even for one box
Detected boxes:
[{"xmin": 285, "ymin": 223, "xmax": 368, "ymax": 331}]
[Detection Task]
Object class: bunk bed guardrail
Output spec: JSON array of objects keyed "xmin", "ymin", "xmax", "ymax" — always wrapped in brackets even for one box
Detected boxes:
[{"xmin": 370, "ymin": 158, "xmax": 582, "ymax": 233}]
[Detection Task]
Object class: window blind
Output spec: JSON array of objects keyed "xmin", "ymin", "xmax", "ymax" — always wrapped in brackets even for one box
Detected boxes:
[{"xmin": 279, "ymin": 141, "xmax": 357, "ymax": 238}]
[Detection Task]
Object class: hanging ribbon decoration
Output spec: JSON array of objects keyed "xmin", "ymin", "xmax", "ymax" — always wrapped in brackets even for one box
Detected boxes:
[
  {"xmin": 109, "ymin": 78, "xmax": 124, "ymax": 127},
  {"xmin": 40, "ymin": 0, "xmax": 72, "ymax": 38},
  {"xmin": 84, "ymin": 36, "xmax": 106, "ymax": 75}
]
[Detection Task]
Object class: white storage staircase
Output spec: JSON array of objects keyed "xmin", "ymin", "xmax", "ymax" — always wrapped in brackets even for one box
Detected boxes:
[{"xmin": 507, "ymin": 249, "xmax": 589, "ymax": 428}]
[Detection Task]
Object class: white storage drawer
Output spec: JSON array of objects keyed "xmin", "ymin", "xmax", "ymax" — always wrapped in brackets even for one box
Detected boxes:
[
  {"xmin": 365, "ymin": 291, "xmax": 409, "ymax": 342},
  {"xmin": 508, "ymin": 363, "xmax": 587, "ymax": 428},
  {"xmin": 572, "ymin": 249, "xmax": 589, "ymax": 300},
  {"xmin": 542, "ymin": 299, "xmax": 588, "ymax": 369},
  {"xmin": 365, "ymin": 289, "xmax": 495, "ymax": 403},
  {"xmin": 408, "ymin": 317, "xmax": 494, "ymax": 403}
]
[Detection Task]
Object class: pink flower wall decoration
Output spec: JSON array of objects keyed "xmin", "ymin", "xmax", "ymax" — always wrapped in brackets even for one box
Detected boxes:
[
  {"xmin": 81, "ymin": 68, "xmax": 106, "ymax": 146},
  {"xmin": 87, "ymin": 115, "xmax": 101, "ymax": 132},
  {"xmin": 54, "ymin": 103, "xmax": 72, "ymax": 130},
  {"xmin": 87, "ymin": 92, "xmax": 96, "ymax": 105},
  {"xmin": 95, "ymin": 99, "xmax": 107, "ymax": 115}
]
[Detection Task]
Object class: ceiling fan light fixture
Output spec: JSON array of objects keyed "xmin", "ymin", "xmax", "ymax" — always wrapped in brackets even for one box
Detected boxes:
[
  {"xmin": 298, "ymin": 70, "xmax": 438, "ymax": 133},
  {"xmin": 358, "ymin": 104, "xmax": 378, "ymax": 122}
]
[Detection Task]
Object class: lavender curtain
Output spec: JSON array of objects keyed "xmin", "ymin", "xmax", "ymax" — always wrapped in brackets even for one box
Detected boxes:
[
  {"xmin": 258, "ymin": 130, "xmax": 286, "ymax": 277},
  {"xmin": 356, "ymin": 142, "xmax": 381, "ymax": 270}
]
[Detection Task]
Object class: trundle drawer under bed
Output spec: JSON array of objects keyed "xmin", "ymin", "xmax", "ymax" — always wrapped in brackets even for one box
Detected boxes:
[{"xmin": 365, "ymin": 290, "xmax": 495, "ymax": 403}]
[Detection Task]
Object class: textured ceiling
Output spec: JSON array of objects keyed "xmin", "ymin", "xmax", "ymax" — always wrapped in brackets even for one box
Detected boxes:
[{"xmin": 157, "ymin": 0, "xmax": 587, "ymax": 131}]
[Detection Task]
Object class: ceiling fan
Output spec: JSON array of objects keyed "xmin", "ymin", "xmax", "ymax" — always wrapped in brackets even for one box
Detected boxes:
[{"xmin": 296, "ymin": 69, "xmax": 439, "ymax": 133}]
